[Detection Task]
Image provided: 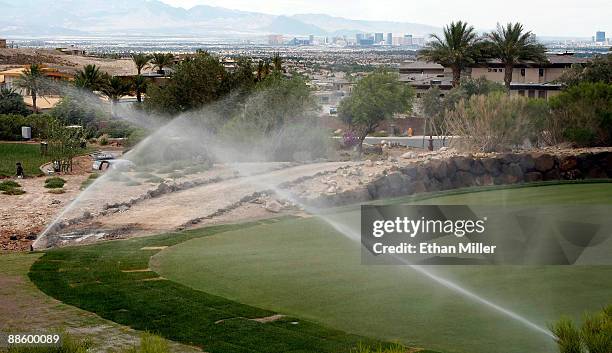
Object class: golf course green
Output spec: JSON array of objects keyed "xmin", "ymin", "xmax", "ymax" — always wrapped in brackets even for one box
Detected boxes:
[{"xmin": 152, "ymin": 182, "xmax": 612, "ymax": 353}]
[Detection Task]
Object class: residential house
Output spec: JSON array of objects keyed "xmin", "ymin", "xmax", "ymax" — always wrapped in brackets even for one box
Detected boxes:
[{"xmin": 400, "ymin": 54, "xmax": 588, "ymax": 99}]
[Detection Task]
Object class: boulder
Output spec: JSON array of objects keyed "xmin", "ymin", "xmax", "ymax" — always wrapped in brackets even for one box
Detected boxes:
[
  {"xmin": 363, "ymin": 145, "xmax": 383, "ymax": 155},
  {"xmin": 544, "ymin": 169, "xmax": 561, "ymax": 181},
  {"xmin": 519, "ymin": 154, "xmax": 536, "ymax": 172},
  {"xmin": 401, "ymin": 151, "xmax": 418, "ymax": 159},
  {"xmin": 481, "ymin": 158, "xmax": 502, "ymax": 176},
  {"xmin": 559, "ymin": 156, "xmax": 578, "ymax": 171},
  {"xmin": 265, "ymin": 200, "xmax": 283, "ymax": 213},
  {"xmin": 430, "ymin": 160, "xmax": 448, "ymax": 180},
  {"xmin": 586, "ymin": 166, "xmax": 608, "ymax": 179},
  {"xmin": 533, "ymin": 153, "xmax": 555, "ymax": 172},
  {"xmin": 502, "ymin": 163, "xmax": 524, "ymax": 182},
  {"xmin": 452, "ymin": 156, "xmax": 472, "ymax": 171},
  {"xmin": 524, "ymin": 172, "xmax": 543, "ymax": 182}
]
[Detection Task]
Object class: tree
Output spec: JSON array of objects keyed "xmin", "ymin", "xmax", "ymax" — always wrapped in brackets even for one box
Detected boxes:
[
  {"xmin": 145, "ymin": 52, "xmax": 229, "ymax": 115},
  {"xmin": 74, "ymin": 64, "xmax": 106, "ymax": 91},
  {"xmin": 150, "ymin": 53, "xmax": 174, "ymax": 75},
  {"xmin": 419, "ymin": 21, "xmax": 480, "ymax": 87},
  {"xmin": 131, "ymin": 53, "xmax": 151, "ymax": 75},
  {"xmin": 338, "ymin": 69, "xmax": 414, "ymax": 152},
  {"xmin": 550, "ymin": 305, "xmax": 611, "ymax": 353},
  {"xmin": 485, "ymin": 22, "xmax": 547, "ymax": 89},
  {"xmin": 0, "ymin": 88, "xmax": 29, "ymax": 115},
  {"xmin": 272, "ymin": 53, "xmax": 283, "ymax": 72},
  {"xmin": 132, "ymin": 75, "xmax": 148, "ymax": 103},
  {"xmin": 101, "ymin": 76, "xmax": 132, "ymax": 103},
  {"xmin": 16, "ymin": 64, "xmax": 44, "ymax": 112},
  {"xmin": 558, "ymin": 54, "xmax": 612, "ymax": 86},
  {"xmin": 548, "ymin": 82, "xmax": 612, "ymax": 146}
]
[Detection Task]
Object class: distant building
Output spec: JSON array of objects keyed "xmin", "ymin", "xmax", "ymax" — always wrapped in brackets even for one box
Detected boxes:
[
  {"xmin": 400, "ymin": 54, "xmax": 590, "ymax": 100},
  {"xmin": 595, "ymin": 31, "xmax": 606, "ymax": 42},
  {"xmin": 374, "ymin": 33, "xmax": 384, "ymax": 43},
  {"xmin": 386, "ymin": 33, "xmax": 393, "ymax": 45},
  {"xmin": 0, "ymin": 38, "xmax": 6, "ymax": 48},
  {"xmin": 404, "ymin": 34, "xmax": 413, "ymax": 46},
  {"xmin": 289, "ymin": 37, "xmax": 311, "ymax": 46},
  {"xmin": 57, "ymin": 45, "xmax": 86, "ymax": 55},
  {"xmin": 309, "ymin": 34, "xmax": 315, "ymax": 44},
  {"xmin": 356, "ymin": 33, "xmax": 364, "ymax": 42},
  {"xmin": 268, "ymin": 34, "xmax": 284, "ymax": 45}
]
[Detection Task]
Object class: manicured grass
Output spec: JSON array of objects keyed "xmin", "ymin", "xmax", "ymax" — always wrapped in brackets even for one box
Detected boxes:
[
  {"xmin": 0, "ymin": 143, "xmax": 49, "ymax": 177},
  {"xmin": 29, "ymin": 219, "xmax": 418, "ymax": 353},
  {"xmin": 153, "ymin": 183, "xmax": 612, "ymax": 353}
]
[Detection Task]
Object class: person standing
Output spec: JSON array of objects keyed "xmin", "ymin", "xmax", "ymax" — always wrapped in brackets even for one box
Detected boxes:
[{"xmin": 16, "ymin": 162, "xmax": 25, "ymax": 179}]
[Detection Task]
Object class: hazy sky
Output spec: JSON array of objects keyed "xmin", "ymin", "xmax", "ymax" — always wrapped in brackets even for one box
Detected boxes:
[{"xmin": 160, "ymin": 0, "xmax": 610, "ymax": 37}]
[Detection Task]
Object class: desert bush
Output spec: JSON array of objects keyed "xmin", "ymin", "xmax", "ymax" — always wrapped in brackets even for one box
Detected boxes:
[
  {"xmin": 98, "ymin": 134, "xmax": 109, "ymax": 146},
  {"xmin": 48, "ymin": 188, "xmax": 65, "ymax": 194},
  {"xmin": 446, "ymin": 93, "xmax": 540, "ymax": 152},
  {"xmin": 123, "ymin": 333, "xmax": 169, "ymax": 353},
  {"xmin": 44, "ymin": 177, "xmax": 66, "ymax": 189},
  {"xmin": 548, "ymin": 82, "xmax": 612, "ymax": 146}
]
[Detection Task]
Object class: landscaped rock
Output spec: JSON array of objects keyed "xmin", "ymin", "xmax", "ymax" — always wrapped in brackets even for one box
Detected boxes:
[
  {"xmin": 559, "ymin": 156, "xmax": 578, "ymax": 171},
  {"xmin": 481, "ymin": 158, "xmax": 502, "ymax": 176},
  {"xmin": 502, "ymin": 163, "xmax": 523, "ymax": 182},
  {"xmin": 401, "ymin": 151, "xmax": 418, "ymax": 159},
  {"xmin": 452, "ymin": 156, "xmax": 472, "ymax": 171},
  {"xmin": 533, "ymin": 153, "xmax": 555, "ymax": 172},
  {"xmin": 519, "ymin": 154, "xmax": 535, "ymax": 172},
  {"xmin": 544, "ymin": 169, "xmax": 561, "ymax": 181},
  {"xmin": 265, "ymin": 200, "xmax": 283, "ymax": 213},
  {"xmin": 524, "ymin": 172, "xmax": 543, "ymax": 182},
  {"xmin": 586, "ymin": 166, "xmax": 607, "ymax": 179},
  {"xmin": 430, "ymin": 160, "xmax": 448, "ymax": 180}
]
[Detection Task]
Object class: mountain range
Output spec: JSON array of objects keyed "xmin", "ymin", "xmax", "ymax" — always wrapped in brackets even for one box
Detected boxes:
[{"xmin": 0, "ymin": 0, "xmax": 441, "ymax": 38}]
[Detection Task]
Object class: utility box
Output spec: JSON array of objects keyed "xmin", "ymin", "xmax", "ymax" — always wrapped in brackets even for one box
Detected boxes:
[{"xmin": 21, "ymin": 126, "xmax": 32, "ymax": 140}]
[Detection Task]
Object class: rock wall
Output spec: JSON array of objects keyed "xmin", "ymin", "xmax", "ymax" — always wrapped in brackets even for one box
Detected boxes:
[{"xmin": 305, "ymin": 151, "xmax": 612, "ymax": 207}]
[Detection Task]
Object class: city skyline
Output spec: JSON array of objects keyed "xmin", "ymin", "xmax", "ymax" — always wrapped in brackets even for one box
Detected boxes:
[{"xmin": 161, "ymin": 0, "xmax": 610, "ymax": 38}]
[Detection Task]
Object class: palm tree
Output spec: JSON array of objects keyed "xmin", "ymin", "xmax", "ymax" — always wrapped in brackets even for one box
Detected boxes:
[
  {"xmin": 132, "ymin": 75, "xmax": 148, "ymax": 103},
  {"xmin": 150, "ymin": 53, "xmax": 174, "ymax": 75},
  {"xmin": 419, "ymin": 21, "xmax": 480, "ymax": 87},
  {"xmin": 131, "ymin": 53, "xmax": 151, "ymax": 75},
  {"xmin": 485, "ymin": 23, "xmax": 547, "ymax": 89},
  {"xmin": 74, "ymin": 64, "xmax": 106, "ymax": 91},
  {"xmin": 16, "ymin": 64, "xmax": 44, "ymax": 112},
  {"xmin": 101, "ymin": 76, "xmax": 132, "ymax": 103}
]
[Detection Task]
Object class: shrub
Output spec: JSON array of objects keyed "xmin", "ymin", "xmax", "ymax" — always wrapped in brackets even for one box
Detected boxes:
[
  {"xmin": 0, "ymin": 114, "xmax": 58, "ymax": 141},
  {"xmin": 0, "ymin": 180, "xmax": 21, "ymax": 190},
  {"xmin": 446, "ymin": 93, "xmax": 540, "ymax": 152},
  {"xmin": 548, "ymin": 82, "xmax": 612, "ymax": 146},
  {"xmin": 2, "ymin": 187, "xmax": 26, "ymax": 195},
  {"xmin": 550, "ymin": 305, "xmax": 612, "ymax": 353},
  {"xmin": 123, "ymin": 333, "xmax": 169, "ymax": 353},
  {"xmin": 44, "ymin": 177, "xmax": 66, "ymax": 189},
  {"xmin": 99, "ymin": 134, "xmax": 109, "ymax": 146},
  {"xmin": 48, "ymin": 188, "xmax": 65, "ymax": 194}
]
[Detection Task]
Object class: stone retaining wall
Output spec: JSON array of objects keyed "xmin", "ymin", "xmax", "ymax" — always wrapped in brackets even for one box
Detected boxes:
[{"xmin": 304, "ymin": 151, "xmax": 612, "ymax": 207}]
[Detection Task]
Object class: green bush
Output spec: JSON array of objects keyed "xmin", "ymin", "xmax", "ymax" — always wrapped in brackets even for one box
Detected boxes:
[
  {"xmin": 44, "ymin": 177, "xmax": 66, "ymax": 189},
  {"xmin": 2, "ymin": 187, "xmax": 26, "ymax": 195},
  {"xmin": 0, "ymin": 114, "xmax": 58, "ymax": 141},
  {"xmin": 549, "ymin": 82, "xmax": 612, "ymax": 146},
  {"xmin": 123, "ymin": 333, "xmax": 170, "ymax": 353},
  {"xmin": 550, "ymin": 305, "xmax": 612, "ymax": 353},
  {"xmin": 0, "ymin": 180, "xmax": 21, "ymax": 190}
]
